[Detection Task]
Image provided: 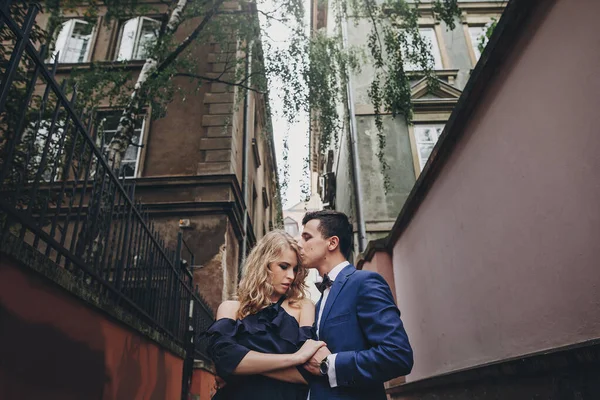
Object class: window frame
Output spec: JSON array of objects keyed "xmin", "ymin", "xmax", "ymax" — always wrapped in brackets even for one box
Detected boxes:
[
  {"xmin": 402, "ymin": 26, "xmax": 445, "ymax": 72},
  {"xmin": 467, "ymin": 25, "xmax": 488, "ymax": 62},
  {"xmin": 408, "ymin": 114, "xmax": 449, "ymax": 178},
  {"xmin": 115, "ymin": 16, "xmax": 162, "ymax": 61},
  {"xmin": 49, "ymin": 18, "xmax": 96, "ymax": 64},
  {"xmin": 27, "ymin": 118, "xmax": 68, "ymax": 182},
  {"xmin": 94, "ymin": 110, "xmax": 149, "ymax": 178},
  {"xmin": 461, "ymin": 8, "xmax": 505, "ymax": 67}
]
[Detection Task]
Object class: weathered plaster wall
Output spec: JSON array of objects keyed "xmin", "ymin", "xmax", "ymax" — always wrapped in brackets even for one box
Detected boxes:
[
  {"xmin": 392, "ymin": 0, "xmax": 600, "ymax": 382},
  {"xmin": 0, "ymin": 257, "xmax": 183, "ymax": 400}
]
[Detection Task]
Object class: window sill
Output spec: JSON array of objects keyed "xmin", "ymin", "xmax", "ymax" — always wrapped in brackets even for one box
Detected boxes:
[{"xmin": 52, "ymin": 60, "xmax": 146, "ymax": 73}]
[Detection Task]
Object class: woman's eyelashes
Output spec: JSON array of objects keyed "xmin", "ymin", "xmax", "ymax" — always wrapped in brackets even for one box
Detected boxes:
[{"xmin": 278, "ymin": 264, "xmax": 298, "ymax": 273}]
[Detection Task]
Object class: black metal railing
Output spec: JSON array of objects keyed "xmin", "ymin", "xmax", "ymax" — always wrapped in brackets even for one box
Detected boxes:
[
  {"xmin": 178, "ymin": 230, "xmax": 196, "ymax": 269},
  {"xmin": 0, "ymin": 2, "xmax": 213, "ymax": 354}
]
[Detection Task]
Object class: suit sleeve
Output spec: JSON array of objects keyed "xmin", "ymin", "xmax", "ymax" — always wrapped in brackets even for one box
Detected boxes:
[{"xmin": 334, "ymin": 273, "xmax": 413, "ymax": 386}]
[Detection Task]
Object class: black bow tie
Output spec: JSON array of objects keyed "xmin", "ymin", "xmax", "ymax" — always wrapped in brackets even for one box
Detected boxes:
[{"xmin": 316, "ymin": 274, "xmax": 333, "ymax": 294}]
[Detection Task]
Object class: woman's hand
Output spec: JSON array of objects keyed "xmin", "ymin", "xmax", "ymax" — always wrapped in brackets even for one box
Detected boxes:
[{"xmin": 294, "ymin": 339, "xmax": 327, "ymax": 364}]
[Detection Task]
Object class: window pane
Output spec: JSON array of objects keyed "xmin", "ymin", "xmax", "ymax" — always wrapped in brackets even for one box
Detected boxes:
[
  {"xmin": 420, "ymin": 28, "xmax": 443, "ymax": 69},
  {"xmin": 50, "ymin": 20, "xmax": 93, "ymax": 63},
  {"xmin": 414, "ymin": 124, "xmax": 444, "ymax": 171},
  {"xmin": 403, "ymin": 28, "xmax": 443, "ymax": 71},
  {"xmin": 418, "ymin": 143, "xmax": 434, "ymax": 169},
  {"xmin": 118, "ymin": 17, "xmax": 160, "ymax": 61},
  {"xmin": 96, "ymin": 111, "xmax": 144, "ymax": 178},
  {"xmin": 121, "ymin": 162, "xmax": 136, "ymax": 178},
  {"xmin": 124, "ymin": 133, "xmax": 141, "ymax": 162},
  {"xmin": 31, "ymin": 120, "xmax": 66, "ymax": 182},
  {"xmin": 469, "ymin": 26, "xmax": 486, "ymax": 60},
  {"xmin": 117, "ymin": 18, "xmax": 139, "ymax": 61},
  {"xmin": 49, "ymin": 20, "xmax": 71, "ymax": 63},
  {"xmin": 416, "ymin": 127, "xmax": 434, "ymax": 142},
  {"xmin": 134, "ymin": 18, "xmax": 160, "ymax": 60}
]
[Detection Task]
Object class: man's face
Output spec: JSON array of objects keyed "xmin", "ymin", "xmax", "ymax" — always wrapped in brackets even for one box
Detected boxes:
[{"xmin": 299, "ymin": 219, "xmax": 330, "ymax": 269}]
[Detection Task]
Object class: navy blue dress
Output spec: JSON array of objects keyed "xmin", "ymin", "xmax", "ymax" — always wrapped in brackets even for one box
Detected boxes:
[{"xmin": 205, "ymin": 296, "xmax": 316, "ymax": 400}]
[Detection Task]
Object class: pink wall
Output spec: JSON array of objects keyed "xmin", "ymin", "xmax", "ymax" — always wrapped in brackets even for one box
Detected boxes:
[
  {"xmin": 360, "ymin": 251, "xmax": 396, "ymax": 302},
  {"xmin": 392, "ymin": 0, "xmax": 600, "ymax": 381}
]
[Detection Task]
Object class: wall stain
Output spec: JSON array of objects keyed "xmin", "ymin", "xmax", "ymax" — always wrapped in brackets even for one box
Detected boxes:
[{"xmin": 0, "ymin": 304, "xmax": 109, "ymax": 400}]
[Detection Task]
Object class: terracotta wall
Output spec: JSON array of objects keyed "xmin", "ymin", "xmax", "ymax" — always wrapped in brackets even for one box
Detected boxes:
[
  {"xmin": 359, "ymin": 251, "xmax": 396, "ymax": 302},
  {"xmin": 189, "ymin": 368, "xmax": 216, "ymax": 400},
  {"xmin": 391, "ymin": 0, "xmax": 600, "ymax": 382},
  {"xmin": 0, "ymin": 257, "xmax": 184, "ymax": 400}
]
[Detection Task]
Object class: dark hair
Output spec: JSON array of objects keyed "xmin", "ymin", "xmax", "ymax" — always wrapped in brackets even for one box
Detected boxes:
[{"xmin": 302, "ymin": 210, "xmax": 353, "ymax": 260}]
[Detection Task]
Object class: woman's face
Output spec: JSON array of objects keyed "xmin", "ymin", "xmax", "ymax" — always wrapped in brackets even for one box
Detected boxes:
[{"xmin": 268, "ymin": 246, "xmax": 299, "ymax": 298}]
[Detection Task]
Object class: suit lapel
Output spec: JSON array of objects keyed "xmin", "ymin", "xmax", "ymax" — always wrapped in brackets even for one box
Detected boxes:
[{"xmin": 319, "ymin": 264, "xmax": 355, "ymax": 333}]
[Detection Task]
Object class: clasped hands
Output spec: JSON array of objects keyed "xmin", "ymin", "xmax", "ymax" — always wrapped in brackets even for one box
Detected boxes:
[
  {"xmin": 299, "ymin": 339, "xmax": 332, "ymax": 376},
  {"xmin": 214, "ymin": 339, "xmax": 332, "ymax": 390}
]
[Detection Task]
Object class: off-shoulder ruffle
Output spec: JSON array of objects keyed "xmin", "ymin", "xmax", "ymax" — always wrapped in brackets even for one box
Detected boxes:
[
  {"xmin": 204, "ymin": 301, "xmax": 316, "ymax": 348},
  {"xmin": 202, "ymin": 300, "xmax": 317, "ymax": 380}
]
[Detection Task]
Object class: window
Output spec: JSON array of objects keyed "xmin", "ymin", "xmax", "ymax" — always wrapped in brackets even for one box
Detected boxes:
[
  {"xmin": 414, "ymin": 124, "xmax": 444, "ymax": 171},
  {"xmin": 29, "ymin": 119, "xmax": 67, "ymax": 182},
  {"xmin": 49, "ymin": 19, "xmax": 94, "ymax": 63},
  {"xmin": 96, "ymin": 111, "xmax": 146, "ymax": 177},
  {"xmin": 116, "ymin": 17, "xmax": 161, "ymax": 61},
  {"xmin": 284, "ymin": 217, "xmax": 299, "ymax": 237},
  {"xmin": 403, "ymin": 27, "xmax": 443, "ymax": 71},
  {"xmin": 262, "ymin": 188, "xmax": 269, "ymax": 209},
  {"xmin": 252, "ymin": 186, "xmax": 258, "ymax": 222},
  {"xmin": 252, "ymin": 138, "xmax": 261, "ymax": 168},
  {"xmin": 468, "ymin": 26, "xmax": 487, "ymax": 61}
]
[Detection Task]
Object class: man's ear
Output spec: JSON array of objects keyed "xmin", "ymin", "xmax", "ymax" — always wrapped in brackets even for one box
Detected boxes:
[{"xmin": 328, "ymin": 236, "xmax": 340, "ymax": 252}]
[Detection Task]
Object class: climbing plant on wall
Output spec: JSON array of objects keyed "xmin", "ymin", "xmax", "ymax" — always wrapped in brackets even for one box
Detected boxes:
[{"xmin": 7, "ymin": 0, "xmax": 461, "ymax": 196}]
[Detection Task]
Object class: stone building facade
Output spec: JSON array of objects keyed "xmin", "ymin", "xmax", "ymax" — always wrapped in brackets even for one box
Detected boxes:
[
  {"xmin": 38, "ymin": 1, "xmax": 281, "ymax": 311},
  {"xmin": 310, "ymin": 0, "xmax": 505, "ymax": 256}
]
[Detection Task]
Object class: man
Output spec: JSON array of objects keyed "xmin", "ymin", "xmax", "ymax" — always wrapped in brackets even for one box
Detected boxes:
[{"xmin": 299, "ymin": 210, "xmax": 413, "ymax": 400}]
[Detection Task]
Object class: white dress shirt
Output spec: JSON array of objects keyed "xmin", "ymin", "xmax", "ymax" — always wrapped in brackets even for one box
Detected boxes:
[{"xmin": 315, "ymin": 260, "xmax": 349, "ymax": 389}]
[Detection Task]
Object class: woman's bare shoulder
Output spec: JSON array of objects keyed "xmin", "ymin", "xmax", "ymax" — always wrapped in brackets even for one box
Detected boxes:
[
  {"xmin": 299, "ymin": 297, "xmax": 315, "ymax": 313},
  {"xmin": 216, "ymin": 300, "xmax": 240, "ymax": 319},
  {"xmin": 297, "ymin": 297, "xmax": 316, "ymax": 326},
  {"xmin": 288, "ymin": 296, "xmax": 314, "ymax": 308},
  {"xmin": 300, "ymin": 297, "xmax": 315, "ymax": 306}
]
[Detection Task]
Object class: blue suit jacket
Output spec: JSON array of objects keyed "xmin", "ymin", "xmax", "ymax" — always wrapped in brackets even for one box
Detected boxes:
[{"xmin": 309, "ymin": 264, "xmax": 413, "ymax": 400}]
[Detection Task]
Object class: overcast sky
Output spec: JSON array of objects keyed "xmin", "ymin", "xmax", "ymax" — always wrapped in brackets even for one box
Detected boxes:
[{"xmin": 259, "ymin": 0, "xmax": 311, "ymax": 210}]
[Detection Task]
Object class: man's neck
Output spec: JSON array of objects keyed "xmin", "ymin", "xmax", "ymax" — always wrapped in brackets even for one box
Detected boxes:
[{"xmin": 317, "ymin": 255, "xmax": 348, "ymax": 277}]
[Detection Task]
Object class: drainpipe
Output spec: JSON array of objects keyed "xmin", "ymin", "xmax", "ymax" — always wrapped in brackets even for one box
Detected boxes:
[
  {"xmin": 240, "ymin": 40, "xmax": 254, "ymax": 277},
  {"xmin": 342, "ymin": 18, "xmax": 367, "ymax": 253}
]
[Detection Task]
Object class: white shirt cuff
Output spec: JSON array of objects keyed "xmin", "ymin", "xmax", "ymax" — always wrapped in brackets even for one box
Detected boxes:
[{"xmin": 327, "ymin": 354, "xmax": 338, "ymax": 388}]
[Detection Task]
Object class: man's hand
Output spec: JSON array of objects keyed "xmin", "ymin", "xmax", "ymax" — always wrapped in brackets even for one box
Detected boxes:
[
  {"xmin": 214, "ymin": 376, "xmax": 226, "ymax": 390},
  {"xmin": 304, "ymin": 345, "xmax": 332, "ymax": 375}
]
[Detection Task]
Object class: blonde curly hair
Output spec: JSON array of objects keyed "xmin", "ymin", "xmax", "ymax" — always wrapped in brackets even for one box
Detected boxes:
[{"xmin": 236, "ymin": 230, "xmax": 308, "ymax": 319}]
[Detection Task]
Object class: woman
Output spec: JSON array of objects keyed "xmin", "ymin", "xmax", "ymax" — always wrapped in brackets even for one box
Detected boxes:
[{"xmin": 205, "ymin": 230, "xmax": 322, "ymax": 400}]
